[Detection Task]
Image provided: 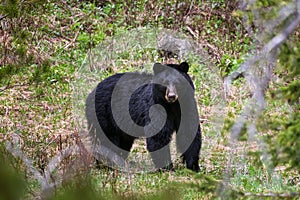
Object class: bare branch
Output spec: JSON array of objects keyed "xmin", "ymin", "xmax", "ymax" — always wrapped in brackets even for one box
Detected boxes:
[
  {"xmin": 224, "ymin": 0, "xmax": 300, "ymax": 94},
  {"xmin": 220, "ymin": 1, "xmax": 300, "ymax": 197},
  {"xmin": 264, "ymin": 2, "xmax": 300, "ymax": 52},
  {"xmin": 265, "ymin": 2, "xmax": 296, "ymax": 33},
  {"xmin": 5, "ymin": 134, "xmax": 89, "ymax": 199},
  {"xmin": 5, "ymin": 135, "xmax": 49, "ymax": 190}
]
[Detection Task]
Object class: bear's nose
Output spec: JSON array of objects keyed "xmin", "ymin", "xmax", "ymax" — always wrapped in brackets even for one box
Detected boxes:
[
  {"xmin": 168, "ymin": 94, "xmax": 176, "ymax": 101},
  {"xmin": 167, "ymin": 93, "xmax": 178, "ymax": 103},
  {"xmin": 165, "ymin": 86, "xmax": 178, "ymax": 103}
]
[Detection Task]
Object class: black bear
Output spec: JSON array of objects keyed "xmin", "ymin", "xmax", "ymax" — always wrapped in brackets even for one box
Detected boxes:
[{"xmin": 85, "ymin": 62, "xmax": 202, "ymax": 172}]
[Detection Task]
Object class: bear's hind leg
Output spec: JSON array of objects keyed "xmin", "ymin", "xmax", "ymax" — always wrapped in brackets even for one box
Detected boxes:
[{"xmin": 119, "ymin": 134, "xmax": 136, "ymax": 159}]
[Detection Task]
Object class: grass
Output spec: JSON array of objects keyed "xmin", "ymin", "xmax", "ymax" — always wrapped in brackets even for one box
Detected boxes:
[{"xmin": 1, "ymin": 0, "xmax": 300, "ymax": 199}]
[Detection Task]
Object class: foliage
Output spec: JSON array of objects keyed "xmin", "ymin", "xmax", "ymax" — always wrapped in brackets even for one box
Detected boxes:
[
  {"xmin": 278, "ymin": 42, "xmax": 300, "ymax": 104},
  {"xmin": 266, "ymin": 38, "xmax": 300, "ymax": 173},
  {"xmin": 1, "ymin": 0, "xmax": 300, "ymax": 199},
  {"xmin": 0, "ymin": 144, "xmax": 26, "ymax": 200},
  {"xmin": 219, "ymin": 53, "xmax": 245, "ymax": 77}
]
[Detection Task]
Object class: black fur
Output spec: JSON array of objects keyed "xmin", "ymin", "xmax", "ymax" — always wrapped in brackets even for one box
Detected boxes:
[{"xmin": 85, "ymin": 62, "xmax": 202, "ymax": 172}]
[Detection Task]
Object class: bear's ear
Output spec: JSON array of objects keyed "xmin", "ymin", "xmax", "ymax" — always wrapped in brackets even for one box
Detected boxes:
[
  {"xmin": 179, "ymin": 62, "xmax": 189, "ymax": 73},
  {"xmin": 153, "ymin": 63, "xmax": 165, "ymax": 74}
]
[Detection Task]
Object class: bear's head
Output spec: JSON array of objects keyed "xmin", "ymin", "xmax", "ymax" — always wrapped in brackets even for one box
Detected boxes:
[{"xmin": 152, "ymin": 62, "xmax": 195, "ymax": 104}]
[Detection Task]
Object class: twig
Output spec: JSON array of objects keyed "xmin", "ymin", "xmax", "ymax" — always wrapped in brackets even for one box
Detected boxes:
[
  {"xmin": 0, "ymin": 83, "xmax": 28, "ymax": 92},
  {"xmin": 0, "ymin": 14, "xmax": 8, "ymax": 21},
  {"xmin": 184, "ymin": 0, "xmax": 194, "ymax": 20},
  {"xmin": 186, "ymin": 26, "xmax": 197, "ymax": 39},
  {"xmin": 64, "ymin": 28, "xmax": 80, "ymax": 49}
]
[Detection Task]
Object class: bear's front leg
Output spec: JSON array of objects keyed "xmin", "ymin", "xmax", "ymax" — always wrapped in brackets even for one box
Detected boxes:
[
  {"xmin": 179, "ymin": 125, "xmax": 202, "ymax": 172},
  {"xmin": 146, "ymin": 128, "xmax": 173, "ymax": 171}
]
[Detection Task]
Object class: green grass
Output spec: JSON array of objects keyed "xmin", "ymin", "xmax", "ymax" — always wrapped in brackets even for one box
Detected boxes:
[{"xmin": 1, "ymin": 0, "xmax": 300, "ymax": 199}]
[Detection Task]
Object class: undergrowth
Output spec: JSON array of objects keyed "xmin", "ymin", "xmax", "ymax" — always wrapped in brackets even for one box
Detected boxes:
[{"xmin": 0, "ymin": 0, "xmax": 299, "ymax": 199}]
